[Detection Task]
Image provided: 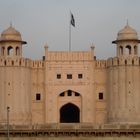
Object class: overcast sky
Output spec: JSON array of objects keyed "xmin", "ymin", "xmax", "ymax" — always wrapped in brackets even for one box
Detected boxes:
[{"xmin": 0, "ymin": 0, "xmax": 140, "ymax": 60}]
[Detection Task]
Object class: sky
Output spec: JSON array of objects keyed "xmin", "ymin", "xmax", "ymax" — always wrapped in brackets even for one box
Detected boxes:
[{"xmin": 0, "ymin": 0, "xmax": 140, "ymax": 60}]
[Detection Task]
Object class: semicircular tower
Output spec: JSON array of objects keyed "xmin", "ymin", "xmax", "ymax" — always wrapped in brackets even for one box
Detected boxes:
[
  {"xmin": 108, "ymin": 23, "xmax": 140, "ymax": 124},
  {"xmin": 0, "ymin": 25, "xmax": 31, "ymax": 125}
]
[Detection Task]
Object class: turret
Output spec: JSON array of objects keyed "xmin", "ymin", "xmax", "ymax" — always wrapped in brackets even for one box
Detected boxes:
[
  {"xmin": 0, "ymin": 25, "xmax": 27, "ymax": 58},
  {"xmin": 108, "ymin": 24, "xmax": 140, "ymax": 124},
  {"xmin": 0, "ymin": 26, "xmax": 31, "ymax": 125},
  {"xmin": 112, "ymin": 23, "xmax": 140, "ymax": 57}
]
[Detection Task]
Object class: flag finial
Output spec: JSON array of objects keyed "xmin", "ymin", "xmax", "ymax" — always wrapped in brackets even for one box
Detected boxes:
[
  {"xmin": 70, "ymin": 13, "xmax": 75, "ymax": 27},
  {"xmin": 10, "ymin": 22, "xmax": 12, "ymax": 27},
  {"xmin": 126, "ymin": 19, "xmax": 129, "ymax": 26}
]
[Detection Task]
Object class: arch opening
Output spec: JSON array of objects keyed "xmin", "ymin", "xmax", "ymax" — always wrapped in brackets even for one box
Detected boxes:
[
  {"xmin": 7, "ymin": 46, "xmax": 13, "ymax": 56},
  {"xmin": 126, "ymin": 45, "xmax": 131, "ymax": 55},
  {"xmin": 16, "ymin": 47, "xmax": 20, "ymax": 56},
  {"xmin": 60, "ymin": 103, "xmax": 80, "ymax": 123}
]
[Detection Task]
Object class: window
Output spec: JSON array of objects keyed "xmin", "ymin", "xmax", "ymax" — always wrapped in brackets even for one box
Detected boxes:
[
  {"xmin": 60, "ymin": 92, "xmax": 65, "ymax": 96},
  {"xmin": 36, "ymin": 93, "xmax": 41, "ymax": 101},
  {"xmin": 68, "ymin": 90, "xmax": 72, "ymax": 96},
  {"xmin": 99, "ymin": 92, "xmax": 103, "ymax": 100},
  {"xmin": 78, "ymin": 74, "xmax": 83, "ymax": 79},
  {"xmin": 67, "ymin": 74, "xmax": 72, "ymax": 79},
  {"xmin": 75, "ymin": 92, "xmax": 80, "ymax": 96},
  {"xmin": 57, "ymin": 74, "xmax": 61, "ymax": 79}
]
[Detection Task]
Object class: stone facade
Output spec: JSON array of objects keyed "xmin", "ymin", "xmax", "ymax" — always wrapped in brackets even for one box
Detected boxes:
[{"xmin": 0, "ymin": 24, "xmax": 140, "ymax": 125}]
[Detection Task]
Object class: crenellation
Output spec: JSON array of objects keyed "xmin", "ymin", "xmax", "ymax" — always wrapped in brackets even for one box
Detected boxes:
[
  {"xmin": 107, "ymin": 57, "xmax": 140, "ymax": 67},
  {"xmin": 95, "ymin": 60, "xmax": 107, "ymax": 68},
  {"xmin": 22, "ymin": 58, "xmax": 32, "ymax": 67},
  {"xmin": 112, "ymin": 57, "xmax": 118, "ymax": 66},
  {"xmin": 0, "ymin": 57, "xmax": 31, "ymax": 67},
  {"xmin": 107, "ymin": 58, "xmax": 113, "ymax": 67},
  {"xmin": 46, "ymin": 51, "xmax": 94, "ymax": 61},
  {"xmin": 31, "ymin": 60, "xmax": 44, "ymax": 68}
]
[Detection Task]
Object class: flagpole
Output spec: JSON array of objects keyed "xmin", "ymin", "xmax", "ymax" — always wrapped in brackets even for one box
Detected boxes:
[{"xmin": 69, "ymin": 12, "xmax": 71, "ymax": 52}]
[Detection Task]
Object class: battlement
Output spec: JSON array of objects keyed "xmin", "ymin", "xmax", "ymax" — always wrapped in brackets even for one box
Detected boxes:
[
  {"xmin": 31, "ymin": 60, "xmax": 44, "ymax": 68},
  {"xmin": 95, "ymin": 60, "xmax": 107, "ymax": 68},
  {"xmin": 107, "ymin": 56, "xmax": 140, "ymax": 67},
  {"xmin": 0, "ymin": 57, "xmax": 31, "ymax": 67},
  {"xmin": 46, "ymin": 51, "xmax": 94, "ymax": 61},
  {"xmin": 0, "ymin": 57, "xmax": 44, "ymax": 68}
]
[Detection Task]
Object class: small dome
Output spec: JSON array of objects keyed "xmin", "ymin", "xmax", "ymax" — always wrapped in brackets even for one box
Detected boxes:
[
  {"xmin": 0, "ymin": 25, "xmax": 26, "ymax": 44},
  {"xmin": 117, "ymin": 24, "xmax": 138, "ymax": 40}
]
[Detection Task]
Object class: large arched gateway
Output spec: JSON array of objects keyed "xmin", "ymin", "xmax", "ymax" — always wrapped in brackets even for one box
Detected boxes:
[{"xmin": 60, "ymin": 103, "xmax": 80, "ymax": 123}]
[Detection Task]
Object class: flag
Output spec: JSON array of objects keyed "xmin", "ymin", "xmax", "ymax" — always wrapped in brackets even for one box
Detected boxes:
[{"xmin": 71, "ymin": 13, "xmax": 75, "ymax": 27}]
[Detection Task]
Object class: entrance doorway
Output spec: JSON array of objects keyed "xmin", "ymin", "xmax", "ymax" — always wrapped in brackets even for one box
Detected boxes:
[{"xmin": 60, "ymin": 103, "xmax": 80, "ymax": 123}]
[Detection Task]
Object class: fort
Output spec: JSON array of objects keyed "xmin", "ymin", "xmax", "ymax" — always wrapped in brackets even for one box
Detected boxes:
[{"xmin": 0, "ymin": 23, "xmax": 140, "ymax": 139}]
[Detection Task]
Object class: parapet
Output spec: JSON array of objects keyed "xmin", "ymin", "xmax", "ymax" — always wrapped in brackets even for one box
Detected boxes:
[
  {"xmin": 95, "ymin": 60, "xmax": 107, "ymax": 68},
  {"xmin": 0, "ymin": 57, "xmax": 31, "ymax": 67},
  {"xmin": 31, "ymin": 60, "xmax": 44, "ymax": 68},
  {"xmin": 0, "ymin": 57, "xmax": 44, "ymax": 69},
  {"xmin": 46, "ymin": 51, "xmax": 94, "ymax": 61},
  {"xmin": 107, "ymin": 56, "xmax": 140, "ymax": 67}
]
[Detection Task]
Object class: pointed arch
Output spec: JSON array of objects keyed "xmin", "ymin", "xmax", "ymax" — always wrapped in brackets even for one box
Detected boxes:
[
  {"xmin": 126, "ymin": 45, "xmax": 131, "ymax": 55},
  {"xmin": 16, "ymin": 46, "xmax": 20, "ymax": 56},
  {"xmin": 60, "ymin": 103, "xmax": 80, "ymax": 123},
  {"xmin": 59, "ymin": 90, "xmax": 81, "ymax": 97},
  {"xmin": 7, "ymin": 46, "xmax": 13, "ymax": 56}
]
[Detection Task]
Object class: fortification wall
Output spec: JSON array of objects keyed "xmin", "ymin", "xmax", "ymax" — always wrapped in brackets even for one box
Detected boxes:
[
  {"xmin": 107, "ymin": 56, "xmax": 140, "ymax": 123},
  {"xmin": 31, "ymin": 60, "xmax": 45, "ymax": 124},
  {"xmin": 94, "ymin": 60, "xmax": 108, "ymax": 124},
  {"xmin": 0, "ymin": 57, "xmax": 44, "ymax": 125}
]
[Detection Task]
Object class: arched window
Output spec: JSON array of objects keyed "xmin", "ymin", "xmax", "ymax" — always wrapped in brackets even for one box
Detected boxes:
[
  {"xmin": 7, "ymin": 46, "xmax": 13, "ymax": 56},
  {"xmin": 60, "ymin": 92, "xmax": 65, "ymax": 97},
  {"xmin": 67, "ymin": 90, "xmax": 72, "ymax": 96},
  {"xmin": 75, "ymin": 92, "xmax": 80, "ymax": 96},
  {"xmin": 16, "ymin": 47, "xmax": 20, "ymax": 56},
  {"xmin": 59, "ymin": 90, "xmax": 81, "ymax": 97},
  {"xmin": 126, "ymin": 45, "xmax": 131, "ymax": 55}
]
